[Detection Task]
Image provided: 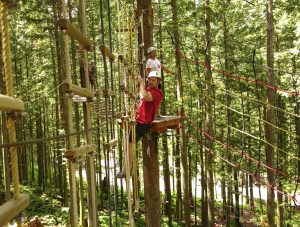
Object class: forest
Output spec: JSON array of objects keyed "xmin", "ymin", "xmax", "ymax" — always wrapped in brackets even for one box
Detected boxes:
[{"xmin": 0, "ymin": 0, "xmax": 300, "ymax": 226}]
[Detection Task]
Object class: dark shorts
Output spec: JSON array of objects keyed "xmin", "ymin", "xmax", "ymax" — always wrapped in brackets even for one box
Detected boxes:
[{"xmin": 129, "ymin": 123, "xmax": 151, "ymax": 143}]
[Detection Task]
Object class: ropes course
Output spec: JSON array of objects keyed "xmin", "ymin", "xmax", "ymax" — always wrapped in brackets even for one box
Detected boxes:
[{"xmin": 1, "ymin": 0, "xmax": 300, "ymax": 226}]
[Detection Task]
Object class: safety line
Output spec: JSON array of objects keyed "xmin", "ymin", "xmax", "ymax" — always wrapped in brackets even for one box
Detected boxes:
[
  {"xmin": 177, "ymin": 49, "xmax": 299, "ymax": 97},
  {"xmin": 200, "ymin": 128, "xmax": 300, "ymax": 183},
  {"xmin": 0, "ymin": 123, "xmax": 106, "ymax": 149},
  {"xmin": 202, "ymin": 144, "xmax": 300, "ymax": 207}
]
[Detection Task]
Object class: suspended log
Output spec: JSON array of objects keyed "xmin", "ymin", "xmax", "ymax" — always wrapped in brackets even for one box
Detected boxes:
[
  {"xmin": 104, "ymin": 139, "xmax": 118, "ymax": 150},
  {"xmin": 61, "ymin": 82, "xmax": 94, "ymax": 99},
  {"xmin": 99, "ymin": 44, "xmax": 115, "ymax": 61},
  {"xmin": 150, "ymin": 116, "xmax": 181, "ymax": 132},
  {"xmin": 0, "ymin": 194, "xmax": 30, "ymax": 226},
  {"xmin": 103, "ymin": 89, "xmax": 116, "ymax": 98},
  {"xmin": 0, "ymin": 94, "xmax": 24, "ymax": 112},
  {"xmin": 65, "ymin": 144, "xmax": 96, "ymax": 160},
  {"xmin": 56, "ymin": 19, "xmax": 92, "ymax": 50}
]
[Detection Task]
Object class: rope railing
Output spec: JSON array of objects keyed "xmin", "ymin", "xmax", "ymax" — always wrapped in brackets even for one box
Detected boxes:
[
  {"xmin": 199, "ymin": 128, "xmax": 300, "ymax": 183},
  {"xmin": 176, "ymin": 49, "xmax": 299, "ymax": 97},
  {"xmin": 202, "ymin": 144, "xmax": 300, "ymax": 207}
]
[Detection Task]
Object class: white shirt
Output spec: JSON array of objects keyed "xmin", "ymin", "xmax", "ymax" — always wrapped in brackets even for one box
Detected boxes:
[{"xmin": 146, "ymin": 58, "xmax": 162, "ymax": 78}]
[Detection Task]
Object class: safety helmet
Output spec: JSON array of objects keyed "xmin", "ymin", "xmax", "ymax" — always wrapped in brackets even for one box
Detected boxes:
[
  {"xmin": 147, "ymin": 46, "xmax": 157, "ymax": 54},
  {"xmin": 148, "ymin": 71, "xmax": 161, "ymax": 79}
]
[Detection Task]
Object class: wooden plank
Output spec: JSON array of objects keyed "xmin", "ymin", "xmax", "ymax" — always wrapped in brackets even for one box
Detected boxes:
[
  {"xmin": 104, "ymin": 139, "xmax": 118, "ymax": 150},
  {"xmin": 56, "ymin": 19, "xmax": 92, "ymax": 50},
  {"xmin": 65, "ymin": 144, "xmax": 96, "ymax": 160},
  {"xmin": 99, "ymin": 44, "xmax": 115, "ymax": 61},
  {"xmin": 0, "ymin": 194, "xmax": 30, "ymax": 226},
  {"xmin": 61, "ymin": 82, "xmax": 94, "ymax": 99},
  {"xmin": 0, "ymin": 94, "xmax": 24, "ymax": 112},
  {"xmin": 150, "ymin": 116, "xmax": 181, "ymax": 132}
]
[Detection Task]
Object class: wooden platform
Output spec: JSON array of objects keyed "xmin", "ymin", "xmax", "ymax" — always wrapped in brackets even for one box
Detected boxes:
[{"xmin": 150, "ymin": 116, "xmax": 181, "ymax": 132}]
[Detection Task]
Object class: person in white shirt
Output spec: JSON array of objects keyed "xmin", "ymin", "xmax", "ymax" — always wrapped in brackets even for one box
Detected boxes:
[{"xmin": 146, "ymin": 46, "xmax": 173, "ymax": 78}]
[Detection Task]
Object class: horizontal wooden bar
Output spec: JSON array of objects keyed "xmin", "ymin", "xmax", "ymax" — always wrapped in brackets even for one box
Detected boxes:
[
  {"xmin": 56, "ymin": 19, "xmax": 92, "ymax": 50},
  {"xmin": 65, "ymin": 144, "xmax": 96, "ymax": 160},
  {"xmin": 103, "ymin": 89, "xmax": 116, "ymax": 98},
  {"xmin": 99, "ymin": 44, "xmax": 115, "ymax": 61},
  {"xmin": 104, "ymin": 139, "xmax": 118, "ymax": 150},
  {"xmin": 0, "ymin": 194, "xmax": 30, "ymax": 226},
  {"xmin": 61, "ymin": 82, "xmax": 94, "ymax": 99},
  {"xmin": 0, "ymin": 94, "xmax": 24, "ymax": 112}
]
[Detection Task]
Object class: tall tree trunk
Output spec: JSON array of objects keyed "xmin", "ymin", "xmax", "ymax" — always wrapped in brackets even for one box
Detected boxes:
[
  {"xmin": 265, "ymin": 1, "xmax": 276, "ymax": 226},
  {"xmin": 52, "ymin": 0, "xmax": 66, "ymax": 204},
  {"xmin": 158, "ymin": 2, "xmax": 172, "ymax": 223},
  {"xmin": 142, "ymin": 133, "xmax": 161, "ymax": 227},
  {"xmin": 170, "ymin": 0, "xmax": 190, "ymax": 225},
  {"xmin": 137, "ymin": 1, "xmax": 161, "ymax": 226},
  {"xmin": 204, "ymin": 0, "xmax": 214, "ymax": 226},
  {"xmin": 276, "ymin": 95, "xmax": 286, "ymax": 227}
]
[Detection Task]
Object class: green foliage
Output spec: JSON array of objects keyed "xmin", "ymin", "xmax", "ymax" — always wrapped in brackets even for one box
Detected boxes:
[{"xmin": 21, "ymin": 186, "xmax": 68, "ymax": 225}]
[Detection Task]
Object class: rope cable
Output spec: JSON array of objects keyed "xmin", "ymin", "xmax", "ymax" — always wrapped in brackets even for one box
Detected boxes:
[{"xmin": 0, "ymin": 1, "xmax": 20, "ymax": 200}]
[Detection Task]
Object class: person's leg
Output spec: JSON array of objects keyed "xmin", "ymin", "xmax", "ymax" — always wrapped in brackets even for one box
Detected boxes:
[{"xmin": 117, "ymin": 123, "xmax": 150, "ymax": 178}]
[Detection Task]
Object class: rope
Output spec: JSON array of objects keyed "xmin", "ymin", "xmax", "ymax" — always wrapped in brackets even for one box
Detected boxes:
[
  {"xmin": 203, "ymin": 98, "xmax": 300, "ymax": 161},
  {"xmin": 202, "ymin": 145, "xmax": 300, "ymax": 206},
  {"xmin": 200, "ymin": 128, "xmax": 300, "ymax": 184},
  {"xmin": 197, "ymin": 76, "xmax": 300, "ymax": 139},
  {"xmin": 177, "ymin": 49, "xmax": 300, "ymax": 97},
  {"xmin": 0, "ymin": 1, "xmax": 20, "ymax": 199}
]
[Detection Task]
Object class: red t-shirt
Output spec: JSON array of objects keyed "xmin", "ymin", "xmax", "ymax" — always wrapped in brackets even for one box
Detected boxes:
[{"xmin": 136, "ymin": 87, "xmax": 162, "ymax": 124}]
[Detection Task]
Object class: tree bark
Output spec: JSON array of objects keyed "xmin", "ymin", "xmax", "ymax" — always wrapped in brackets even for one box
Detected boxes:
[
  {"xmin": 142, "ymin": 133, "xmax": 161, "ymax": 227},
  {"xmin": 265, "ymin": 1, "xmax": 276, "ymax": 226},
  {"xmin": 204, "ymin": 0, "xmax": 214, "ymax": 226},
  {"xmin": 170, "ymin": 0, "xmax": 190, "ymax": 225}
]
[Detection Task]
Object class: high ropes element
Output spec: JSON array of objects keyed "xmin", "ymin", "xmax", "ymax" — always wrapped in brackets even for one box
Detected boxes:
[
  {"xmin": 0, "ymin": 1, "xmax": 30, "ymax": 226},
  {"xmin": 176, "ymin": 49, "xmax": 300, "ymax": 97},
  {"xmin": 180, "ymin": 44, "xmax": 300, "ymax": 223},
  {"xmin": 56, "ymin": 0, "xmax": 97, "ymax": 226}
]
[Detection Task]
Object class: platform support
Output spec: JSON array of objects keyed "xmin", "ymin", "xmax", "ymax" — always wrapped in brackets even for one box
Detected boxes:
[{"xmin": 142, "ymin": 132, "xmax": 161, "ymax": 227}]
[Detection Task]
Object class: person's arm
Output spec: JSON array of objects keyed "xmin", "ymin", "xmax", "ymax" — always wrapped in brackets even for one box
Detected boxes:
[{"xmin": 138, "ymin": 75, "xmax": 153, "ymax": 101}]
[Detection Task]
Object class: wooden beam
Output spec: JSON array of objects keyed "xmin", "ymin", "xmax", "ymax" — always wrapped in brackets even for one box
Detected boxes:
[
  {"xmin": 61, "ymin": 82, "xmax": 94, "ymax": 99},
  {"xmin": 56, "ymin": 19, "xmax": 92, "ymax": 50},
  {"xmin": 0, "ymin": 194, "xmax": 30, "ymax": 226},
  {"xmin": 0, "ymin": 94, "xmax": 24, "ymax": 112},
  {"xmin": 99, "ymin": 44, "xmax": 115, "ymax": 61},
  {"xmin": 150, "ymin": 116, "xmax": 181, "ymax": 132},
  {"xmin": 104, "ymin": 139, "xmax": 118, "ymax": 150},
  {"xmin": 65, "ymin": 144, "xmax": 96, "ymax": 160}
]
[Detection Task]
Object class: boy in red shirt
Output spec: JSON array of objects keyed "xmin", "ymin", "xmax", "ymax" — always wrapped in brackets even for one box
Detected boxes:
[{"xmin": 117, "ymin": 71, "xmax": 162, "ymax": 178}]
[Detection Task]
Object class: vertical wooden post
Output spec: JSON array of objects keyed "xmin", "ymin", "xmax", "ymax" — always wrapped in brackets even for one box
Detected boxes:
[{"xmin": 142, "ymin": 132, "xmax": 161, "ymax": 227}]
